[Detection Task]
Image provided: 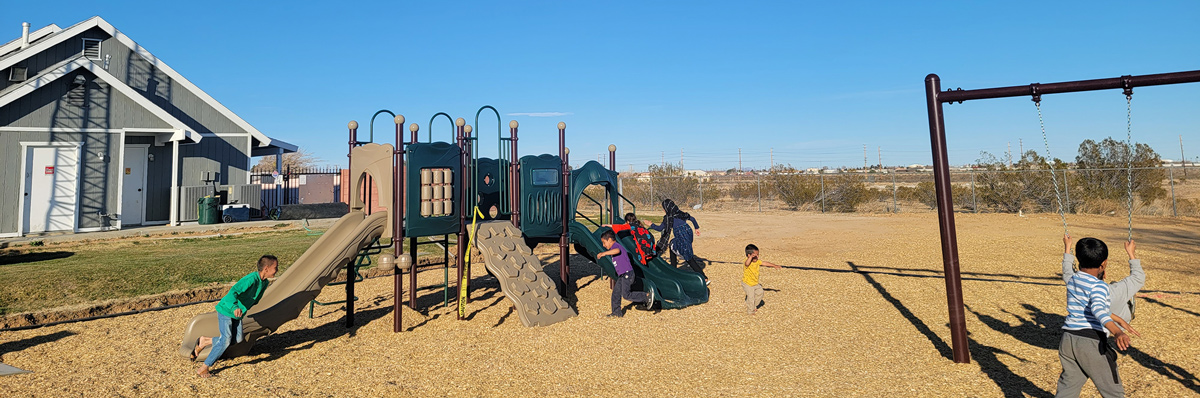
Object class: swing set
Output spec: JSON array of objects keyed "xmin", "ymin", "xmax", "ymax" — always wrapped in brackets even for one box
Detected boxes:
[{"xmin": 924, "ymin": 69, "xmax": 1200, "ymax": 364}]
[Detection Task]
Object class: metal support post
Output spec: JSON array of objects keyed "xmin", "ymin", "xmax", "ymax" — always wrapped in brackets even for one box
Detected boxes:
[
  {"xmin": 559, "ymin": 122, "xmax": 571, "ymax": 297},
  {"xmin": 925, "ymin": 74, "xmax": 971, "ymax": 364},
  {"xmin": 346, "ymin": 120, "xmax": 359, "ymax": 328},
  {"xmin": 455, "ymin": 118, "xmax": 467, "ymax": 320}
]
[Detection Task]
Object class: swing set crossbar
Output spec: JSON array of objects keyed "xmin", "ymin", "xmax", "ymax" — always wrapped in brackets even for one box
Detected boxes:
[
  {"xmin": 936, "ymin": 70, "xmax": 1200, "ymax": 103},
  {"xmin": 924, "ymin": 68, "xmax": 1200, "ymax": 365}
]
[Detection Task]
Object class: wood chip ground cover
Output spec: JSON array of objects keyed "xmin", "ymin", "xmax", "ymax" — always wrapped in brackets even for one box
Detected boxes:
[{"xmin": 1, "ymin": 211, "xmax": 1197, "ymax": 397}]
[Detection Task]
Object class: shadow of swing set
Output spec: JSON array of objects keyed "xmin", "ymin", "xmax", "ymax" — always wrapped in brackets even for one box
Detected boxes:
[{"xmin": 177, "ymin": 106, "xmax": 708, "ymax": 362}]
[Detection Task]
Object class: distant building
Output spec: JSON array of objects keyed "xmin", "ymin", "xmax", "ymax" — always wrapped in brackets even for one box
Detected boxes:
[{"xmin": 1, "ymin": 17, "xmax": 295, "ymax": 237}]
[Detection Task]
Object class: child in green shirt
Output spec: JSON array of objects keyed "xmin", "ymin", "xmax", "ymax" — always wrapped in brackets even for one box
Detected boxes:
[{"xmin": 194, "ymin": 255, "xmax": 278, "ymax": 378}]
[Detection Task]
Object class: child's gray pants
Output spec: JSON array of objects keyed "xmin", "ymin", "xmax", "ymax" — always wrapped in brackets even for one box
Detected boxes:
[{"xmin": 1055, "ymin": 330, "xmax": 1123, "ymax": 398}]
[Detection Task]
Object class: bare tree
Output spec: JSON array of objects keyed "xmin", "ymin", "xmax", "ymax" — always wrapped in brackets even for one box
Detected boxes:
[{"xmin": 253, "ymin": 148, "xmax": 321, "ymax": 172}]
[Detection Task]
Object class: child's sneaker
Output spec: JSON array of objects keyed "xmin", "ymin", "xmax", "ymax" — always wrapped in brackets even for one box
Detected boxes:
[
  {"xmin": 605, "ymin": 313, "xmax": 623, "ymax": 318},
  {"xmin": 643, "ymin": 289, "xmax": 656, "ymax": 310}
]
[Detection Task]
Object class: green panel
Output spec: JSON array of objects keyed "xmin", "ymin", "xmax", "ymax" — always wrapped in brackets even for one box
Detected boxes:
[
  {"xmin": 569, "ymin": 160, "xmax": 620, "ymax": 224},
  {"xmin": 519, "ymin": 154, "xmax": 562, "ymax": 238},
  {"xmin": 475, "ymin": 158, "xmax": 509, "ymax": 220},
  {"xmin": 568, "ymin": 222, "xmax": 707, "ymax": 309},
  {"xmin": 404, "ymin": 142, "xmax": 461, "ymax": 237}
]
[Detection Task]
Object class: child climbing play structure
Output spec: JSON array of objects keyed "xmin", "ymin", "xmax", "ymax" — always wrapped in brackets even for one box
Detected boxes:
[{"xmin": 178, "ymin": 105, "xmax": 708, "ymax": 360}]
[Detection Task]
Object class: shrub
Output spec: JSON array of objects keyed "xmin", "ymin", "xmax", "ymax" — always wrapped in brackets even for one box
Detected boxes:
[{"xmin": 768, "ymin": 165, "xmax": 820, "ymax": 210}]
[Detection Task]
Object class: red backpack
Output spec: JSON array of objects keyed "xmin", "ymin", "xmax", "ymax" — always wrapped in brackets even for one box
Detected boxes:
[{"xmin": 628, "ymin": 225, "xmax": 657, "ymax": 265}]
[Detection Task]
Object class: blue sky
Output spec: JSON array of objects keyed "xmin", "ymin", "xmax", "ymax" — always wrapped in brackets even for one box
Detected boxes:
[{"xmin": 7, "ymin": 1, "xmax": 1200, "ymax": 171}]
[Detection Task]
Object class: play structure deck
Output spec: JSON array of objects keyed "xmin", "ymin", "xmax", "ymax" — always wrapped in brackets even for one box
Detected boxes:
[{"xmin": 178, "ymin": 106, "xmax": 708, "ymax": 360}]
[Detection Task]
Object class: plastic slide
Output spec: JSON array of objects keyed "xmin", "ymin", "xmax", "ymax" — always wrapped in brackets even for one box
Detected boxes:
[
  {"xmin": 178, "ymin": 211, "xmax": 388, "ymax": 361},
  {"xmin": 568, "ymin": 222, "xmax": 708, "ymax": 309},
  {"xmin": 472, "ymin": 221, "xmax": 576, "ymax": 326}
]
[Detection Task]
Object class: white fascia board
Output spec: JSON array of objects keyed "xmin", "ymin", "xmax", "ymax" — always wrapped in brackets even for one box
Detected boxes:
[
  {"xmin": 0, "ymin": 24, "xmax": 61, "ymax": 56},
  {"xmin": 0, "ymin": 57, "xmax": 201, "ymax": 143},
  {"xmin": 101, "ymin": 20, "xmax": 274, "ymax": 148}
]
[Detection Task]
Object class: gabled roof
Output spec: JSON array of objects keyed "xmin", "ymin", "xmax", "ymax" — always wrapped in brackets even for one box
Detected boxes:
[
  {"xmin": 0, "ymin": 16, "xmax": 286, "ymax": 149},
  {"xmin": 0, "ymin": 55, "xmax": 201, "ymax": 142}
]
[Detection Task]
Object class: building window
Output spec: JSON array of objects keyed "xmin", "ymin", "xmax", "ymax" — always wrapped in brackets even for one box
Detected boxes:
[{"xmin": 82, "ymin": 38, "xmax": 102, "ymax": 60}]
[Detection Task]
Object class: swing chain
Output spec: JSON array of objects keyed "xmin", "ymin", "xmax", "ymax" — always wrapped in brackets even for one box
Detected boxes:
[
  {"xmin": 1124, "ymin": 83, "xmax": 1135, "ymax": 242},
  {"xmin": 1033, "ymin": 96, "xmax": 1068, "ymax": 236}
]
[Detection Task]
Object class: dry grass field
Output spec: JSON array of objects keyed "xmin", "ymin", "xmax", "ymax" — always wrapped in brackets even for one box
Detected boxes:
[{"xmin": 1, "ymin": 210, "xmax": 1197, "ymax": 397}]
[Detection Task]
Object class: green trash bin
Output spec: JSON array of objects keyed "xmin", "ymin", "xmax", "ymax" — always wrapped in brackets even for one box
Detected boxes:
[{"xmin": 197, "ymin": 196, "xmax": 220, "ymax": 225}]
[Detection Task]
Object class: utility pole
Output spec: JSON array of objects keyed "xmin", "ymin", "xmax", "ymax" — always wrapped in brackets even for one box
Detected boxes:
[
  {"xmin": 680, "ymin": 148, "xmax": 684, "ymax": 169},
  {"xmin": 770, "ymin": 147, "xmax": 774, "ymax": 169},
  {"xmin": 864, "ymin": 144, "xmax": 868, "ymax": 171},
  {"xmin": 878, "ymin": 146, "xmax": 882, "ymax": 170},
  {"xmin": 661, "ymin": 151, "xmax": 664, "ymax": 166},
  {"xmin": 1019, "ymin": 138, "xmax": 1023, "ymax": 157},
  {"xmin": 739, "ymin": 148, "xmax": 742, "ymax": 172},
  {"xmin": 1007, "ymin": 142, "xmax": 1012, "ymax": 167}
]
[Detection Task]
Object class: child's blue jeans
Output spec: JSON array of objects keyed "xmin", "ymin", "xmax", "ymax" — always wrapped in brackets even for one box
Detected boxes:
[{"xmin": 204, "ymin": 313, "xmax": 243, "ymax": 367}]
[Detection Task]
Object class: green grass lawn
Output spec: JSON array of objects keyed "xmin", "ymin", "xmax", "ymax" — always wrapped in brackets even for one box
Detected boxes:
[{"xmin": 0, "ymin": 231, "xmax": 445, "ymax": 315}]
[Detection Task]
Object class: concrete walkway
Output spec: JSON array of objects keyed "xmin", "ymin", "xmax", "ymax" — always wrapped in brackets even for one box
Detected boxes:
[{"xmin": 1, "ymin": 218, "xmax": 339, "ymax": 248}]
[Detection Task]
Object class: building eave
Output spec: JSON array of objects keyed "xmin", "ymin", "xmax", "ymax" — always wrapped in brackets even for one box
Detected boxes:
[{"xmin": 0, "ymin": 56, "xmax": 200, "ymax": 143}]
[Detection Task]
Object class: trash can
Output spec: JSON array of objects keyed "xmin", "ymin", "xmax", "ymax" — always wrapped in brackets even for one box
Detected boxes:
[{"xmin": 197, "ymin": 196, "xmax": 219, "ymax": 225}]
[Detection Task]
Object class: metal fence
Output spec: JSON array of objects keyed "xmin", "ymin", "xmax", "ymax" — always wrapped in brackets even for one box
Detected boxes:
[
  {"xmin": 616, "ymin": 166, "xmax": 1200, "ymax": 217},
  {"xmin": 250, "ymin": 166, "xmax": 344, "ymax": 210}
]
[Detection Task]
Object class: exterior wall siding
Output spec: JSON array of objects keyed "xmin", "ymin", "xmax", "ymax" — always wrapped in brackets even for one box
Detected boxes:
[
  {"xmin": 1, "ymin": 27, "xmax": 110, "ymax": 92},
  {"xmin": 0, "ymin": 69, "xmax": 171, "ymax": 129},
  {"xmin": 107, "ymin": 37, "xmax": 249, "ymax": 136},
  {"xmin": 179, "ymin": 135, "xmax": 249, "ymax": 187},
  {"xmin": 0, "ymin": 131, "xmax": 121, "ymax": 234}
]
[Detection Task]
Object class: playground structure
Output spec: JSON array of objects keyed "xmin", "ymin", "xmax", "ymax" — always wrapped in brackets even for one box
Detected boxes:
[
  {"xmin": 924, "ymin": 69, "xmax": 1200, "ymax": 364},
  {"xmin": 178, "ymin": 106, "xmax": 709, "ymax": 359}
]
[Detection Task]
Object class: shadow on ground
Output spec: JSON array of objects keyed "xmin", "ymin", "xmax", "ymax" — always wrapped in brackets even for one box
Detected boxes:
[
  {"xmin": 0, "ymin": 330, "xmax": 75, "ymax": 356},
  {"xmin": 968, "ymin": 303, "xmax": 1200, "ymax": 394},
  {"xmin": 0, "ymin": 251, "xmax": 75, "ymax": 266}
]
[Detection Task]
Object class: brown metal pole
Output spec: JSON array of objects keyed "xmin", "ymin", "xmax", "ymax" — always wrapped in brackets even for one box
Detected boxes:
[
  {"xmin": 455, "ymin": 118, "xmax": 467, "ymax": 319},
  {"xmin": 346, "ymin": 120, "xmax": 359, "ymax": 328},
  {"xmin": 463, "ymin": 124, "xmax": 473, "ymax": 303},
  {"xmin": 393, "ymin": 115, "xmax": 405, "ymax": 333},
  {"xmin": 407, "ymin": 123, "xmax": 419, "ymax": 310},
  {"xmin": 609, "ymin": 144, "xmax": 617, "ymax": 224},
  {"xmin": 925, "ymin": 74, "xmax": 969, "ymax": 363},
  {"xmin": 559, "ymin": 122, "xmax": 571, "ymax": 297},
  {"xmin": 510, "ymin": 121, "xmax": 520, "ymax": 228}
]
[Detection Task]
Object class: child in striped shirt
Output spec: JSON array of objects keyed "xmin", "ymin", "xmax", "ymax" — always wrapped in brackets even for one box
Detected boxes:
[{"xmin": 1056, "ymin": 236, "xmax": 1140, "ymax": 398}]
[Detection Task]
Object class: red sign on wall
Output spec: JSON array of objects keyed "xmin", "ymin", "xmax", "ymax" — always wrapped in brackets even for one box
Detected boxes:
[{"xmin": 45, "ymin": 166, "xmax": 54, "ymax": 175}]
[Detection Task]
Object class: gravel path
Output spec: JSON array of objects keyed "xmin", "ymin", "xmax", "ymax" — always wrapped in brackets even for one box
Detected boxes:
[{"xmin": 1, "ymin": 211, "xmax": 1197, "ymax": 397}]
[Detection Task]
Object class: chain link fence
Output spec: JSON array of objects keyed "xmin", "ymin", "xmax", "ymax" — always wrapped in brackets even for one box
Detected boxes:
[{"xmin": 617, "ymin": 166, "xmax": 1200, "ymax": 217}]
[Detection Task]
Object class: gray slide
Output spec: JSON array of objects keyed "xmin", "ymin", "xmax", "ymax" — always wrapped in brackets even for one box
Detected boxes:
[
  {"xmin": 179, "ymin": 211, "xmax": 387, "ymax": 360},
  {"xmin": 473, "ymin": 221, "xmax": 576, "ymax": 327}
]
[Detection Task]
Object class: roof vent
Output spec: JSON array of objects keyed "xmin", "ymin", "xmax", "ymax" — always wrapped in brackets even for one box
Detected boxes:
[
  {"xmin": 21, "ymin": 22, "xmax": 30, "ymax": 49},
  {"xmin": 82, "ymin": 38, "xmax": 101, "ymax": 60},
  {"xmin": 8, "ymin": 66, "xmax": 27, "ymax": 82}
]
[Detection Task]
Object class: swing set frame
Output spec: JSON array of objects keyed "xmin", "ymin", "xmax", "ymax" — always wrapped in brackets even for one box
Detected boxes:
[{"xmin": 924, "ymin": 69, "xmax": 1200, "ymax": 364}]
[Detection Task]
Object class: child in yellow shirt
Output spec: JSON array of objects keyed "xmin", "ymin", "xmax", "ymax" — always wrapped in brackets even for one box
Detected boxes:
[{"xmin": 743, "ymin": 244, "xmax": 781, "ymax": 315}]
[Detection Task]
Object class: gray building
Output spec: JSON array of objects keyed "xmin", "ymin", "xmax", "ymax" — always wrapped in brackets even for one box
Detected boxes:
[{"xmin": 0, "ymin": 16, "xmax": 295, "ymax": 237}]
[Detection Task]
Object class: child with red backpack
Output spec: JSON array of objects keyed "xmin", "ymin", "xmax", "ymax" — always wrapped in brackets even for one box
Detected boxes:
[{"xmin": 603, "ymin": 213, "xmax": 657, "ymax": 265}]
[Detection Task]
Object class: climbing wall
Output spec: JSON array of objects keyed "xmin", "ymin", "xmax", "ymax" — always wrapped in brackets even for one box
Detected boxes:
[{"xmin": 473, "ymin": 220, "xmax": 576, "ymax": 327}]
